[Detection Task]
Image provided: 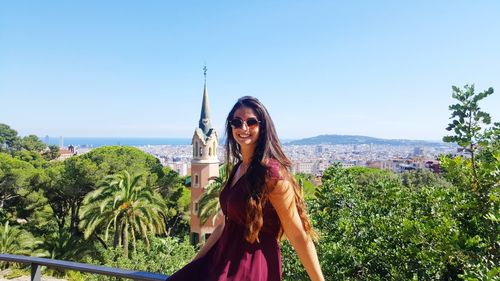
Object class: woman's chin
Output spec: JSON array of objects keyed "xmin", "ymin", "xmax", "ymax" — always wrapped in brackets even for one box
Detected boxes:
[{"xmin": 237, "ymin": 139, "xmax": 256, "ymax": 147}]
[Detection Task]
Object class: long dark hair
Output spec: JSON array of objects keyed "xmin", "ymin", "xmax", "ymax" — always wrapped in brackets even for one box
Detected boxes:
[{"xmin": 224, "ymin": 96, "xmax": 314, "ymax": 243}]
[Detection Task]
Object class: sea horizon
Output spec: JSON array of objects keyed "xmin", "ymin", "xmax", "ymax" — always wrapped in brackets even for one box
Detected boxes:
[{"xmin": 42, "ymin": 137, "xmax": 194, "ymax": 147}]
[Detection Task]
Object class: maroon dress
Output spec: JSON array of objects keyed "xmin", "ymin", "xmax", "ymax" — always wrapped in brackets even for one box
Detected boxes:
[{"xmin": 168, "ymin": 161, "xmax": 283, "ymax": 281}]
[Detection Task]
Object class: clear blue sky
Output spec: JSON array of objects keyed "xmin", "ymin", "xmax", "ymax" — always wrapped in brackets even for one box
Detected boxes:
[{"xmin": 1, "ymin": 1, "xmax": 499, "ymax": 141}]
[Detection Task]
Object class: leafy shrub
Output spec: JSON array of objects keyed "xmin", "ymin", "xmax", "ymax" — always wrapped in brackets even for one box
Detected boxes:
[
  {"xmin": 84, "ymin": 236, "xmax": 195, "ymax": 280},
  {"xmin": 310, "ymin": 164, "xmax": 493, "ymax": 280}
]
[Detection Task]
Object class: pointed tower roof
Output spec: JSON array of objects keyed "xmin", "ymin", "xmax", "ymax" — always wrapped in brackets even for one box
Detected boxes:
[{"xmin": 199, "ymin": 66, "xmax": 212, "ymax": 136}]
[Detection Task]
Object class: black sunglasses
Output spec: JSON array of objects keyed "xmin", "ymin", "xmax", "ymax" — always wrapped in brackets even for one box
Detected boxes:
[{"xmin": 229, "ymin": 117, "xmax": 261, "ymax": 129}]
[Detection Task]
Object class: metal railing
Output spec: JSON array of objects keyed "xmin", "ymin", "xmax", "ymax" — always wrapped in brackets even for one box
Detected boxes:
[{"xmin": 0, "ymin": 253, "xmax": 169, "ymax": 281}]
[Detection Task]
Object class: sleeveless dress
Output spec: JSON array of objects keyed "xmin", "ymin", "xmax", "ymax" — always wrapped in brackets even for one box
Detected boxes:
[{"xmin": 168, "ymin": 160, "xmax": 283, "ymax": 281}]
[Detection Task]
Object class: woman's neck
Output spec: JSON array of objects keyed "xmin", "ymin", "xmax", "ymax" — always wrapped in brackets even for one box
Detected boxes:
[{"xmin": 240, "ymin": 145, "xmax": 255, "ymax": 166}]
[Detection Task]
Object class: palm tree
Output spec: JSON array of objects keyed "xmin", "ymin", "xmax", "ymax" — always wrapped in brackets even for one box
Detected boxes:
[
  {"xmin": 197, "ymin": 164, "xmax": 227, "ymax": 225},
  {"xmin": 40, "ymin": 229, "xmax": 95, "ymax": 261},
  {"xmin": 0, "ymin": 221, "xmax": 43, "ymax": 268},
  {"xmin": 79, "ymin": 171, "xmax": 167, "ymax": 257}
]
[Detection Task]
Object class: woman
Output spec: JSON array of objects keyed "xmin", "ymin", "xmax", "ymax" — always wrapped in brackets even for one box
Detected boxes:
[{"xmin": 168, "ymin": 96, "xmax": 324, "ymax": 281}]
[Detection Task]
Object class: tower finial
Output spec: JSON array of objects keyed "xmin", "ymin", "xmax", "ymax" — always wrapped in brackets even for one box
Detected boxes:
[{"xmin": 199, "ymin": 65, "xmax": 211, "ymax": 135}]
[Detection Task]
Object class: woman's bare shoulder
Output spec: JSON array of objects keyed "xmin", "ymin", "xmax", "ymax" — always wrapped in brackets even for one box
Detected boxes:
[{"xmin": 265, "ymin": 158, "xmax": 286, "ymax": 181}]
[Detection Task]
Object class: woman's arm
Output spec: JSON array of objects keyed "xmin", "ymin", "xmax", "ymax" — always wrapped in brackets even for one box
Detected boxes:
[
  {"xmin": 269, "ymin": 179, "xmax": 325, "ymax": 281},
  {"xmin": 192, "ymin": 216, "xmax": 225, "ymax": 261}
]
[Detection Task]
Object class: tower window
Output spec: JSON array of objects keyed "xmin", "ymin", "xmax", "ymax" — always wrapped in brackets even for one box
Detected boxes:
[
  {"xmin": 209, "ymin": 147, "xmax": 212, "ymax": 156},
  {"xmin": 190, "ymin": 232, "xmax": 200, "ymax": 245}
]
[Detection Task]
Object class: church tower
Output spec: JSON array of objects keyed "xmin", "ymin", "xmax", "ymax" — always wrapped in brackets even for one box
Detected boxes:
[{"xmin": 190, "ymin": 66, "xmax": 221, "ymax": 245}]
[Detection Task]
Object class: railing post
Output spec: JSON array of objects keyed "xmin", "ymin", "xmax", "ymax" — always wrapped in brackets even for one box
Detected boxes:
[{"xmin": 31, "ymin": 263, "xmax": 41, "ymax": 281}]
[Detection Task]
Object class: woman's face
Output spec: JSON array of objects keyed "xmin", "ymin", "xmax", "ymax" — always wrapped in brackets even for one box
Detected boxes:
[{"xmin": 231, "ymin": 106, "xmax": 260, "ymax": 150}]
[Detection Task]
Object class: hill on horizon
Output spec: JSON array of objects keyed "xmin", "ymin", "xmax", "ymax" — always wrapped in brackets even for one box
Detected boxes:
[{"xmin": 285, "ymin": 134, "xmax": 445, "ymax": 146}]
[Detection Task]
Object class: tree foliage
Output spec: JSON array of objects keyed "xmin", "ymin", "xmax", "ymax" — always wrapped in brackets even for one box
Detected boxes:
[
  {"xmin": 307, "ymin": 165, "xmax": 479, "ymax": 280},
  {"xmin": 157, "ymin": 168, "xmax": 191, "ymax": 237},
  {"xmin": 294, "ymin": 173, "xmax": 318, "ymax": 200},
  {"xmin": 84, "ymin": 236, "xmax": 195, "ymax": 280},
  {"xmin": 0, "ymin": 124, "xmax": 47, "ymax": 155},
  {"xmin": 0, "ymin": 221, "xmax": 43, "ymax": 268},
  {"xmin": 0, "ymin": 153, "xmax": 44, "ymax": 222},
  {"xmin": 443, "ymin": 84, "xmax": 494, "ymax": 189},
  {"xmin": 79, "ymin": 171, "xmax": 168, "ymax": 257},
  {"xmin": 39, "ymin": 229, "xmax": 96, "ymax": 261},
  {"xmin": 0, "ymin": 124, "xmax": 20, "ymax": 152},
  {"xmin": 197, "ymin": 164, "xmax": 227, "ymax": 225},
  {"xmin": 81, "ymin": 146, "xmax": 164, "ymax": 180}
]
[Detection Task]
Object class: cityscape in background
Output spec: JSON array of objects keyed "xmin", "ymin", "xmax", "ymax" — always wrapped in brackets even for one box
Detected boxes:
[{"xmin": 47, "ymin": 135, "xmax": 457, "ymax": 179}]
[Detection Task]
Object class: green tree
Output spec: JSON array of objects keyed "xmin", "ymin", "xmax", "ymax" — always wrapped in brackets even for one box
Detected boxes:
[
  {"xmin": 443, "ymin": 84, "xmax": 494, "ymax": 189},
  {"xmin": 43, "ymin": 145, "xmax": 61, "ymax": 160},
  {"xmin": 39, "ymin": 229, "xmax": 95, "ymax": 261},
  {"xmin": 197, "ymin": 164, "xmax": 227, "ymax": 225},
  {"xmin": 39, "ymin": 157, "xmax": 101, "ymax": 234},
  {"xmin": 157, "ymin": 168, "xmax": 191, "ymax": 237},
  {"xmin": 13, "ymin": 150, "xmax": 48, "ymax": 168},
  {"xmin": 0, "ymin": 123, "xmax": 20, "ymax": 152},
  {"xmin": 38, "ymin": 162, "xmax": 70, "ymax": 232},
  {"xmin": 19, "ymin": 135, "xmax": 46, "ymax": 152},
  {"xmin": 440, "ymin": 84, "xmax": 499, "ymax": 280},
  {"xmin": 0, "ymin": 124, "xmax": 46, "ymax": 155},
  {"xmin": 81, "ymin": 146, "xmax": 164, "ymax": 180},
  {"xmin": 79, "ymin": 171, "xmax": 168, "ymax": 257},
  {"xmin": 84, "ymin": 236, "xmax": 195, "ymax": 280},
  {"xmin": 40, "ymin": 146, "xmax": 164, "ymax": 236},
  {"xmin": 0, "ymin": 221, "xmax": 43, "ymax": 267},
  {"xmin": 0, "ymin": 153, "xmax": 42, "ymax": 222}
]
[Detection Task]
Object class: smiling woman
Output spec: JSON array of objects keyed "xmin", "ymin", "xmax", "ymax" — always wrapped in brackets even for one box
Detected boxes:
[{"xmin": 168, "ymin": 96, "xmax": 324, "ymax": 281}]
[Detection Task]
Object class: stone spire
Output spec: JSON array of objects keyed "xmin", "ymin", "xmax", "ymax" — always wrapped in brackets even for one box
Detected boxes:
[{"xmin": 199, "ymin": 66, "xmax": 212, "ymax": 136}]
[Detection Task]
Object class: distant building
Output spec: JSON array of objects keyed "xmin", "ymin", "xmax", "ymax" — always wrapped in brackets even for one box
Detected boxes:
[
  {"xmin": 341, "ymin": 163, "xmax": 355, "ymax": 168},
  {"xmin": 56, "ymin": 147, "xmax": 76, "ymax": 161},
  {"xmin": 366, "ymin": 160, "xmax": 384, "ymax": 169},
  {"xmin": 315, "ymin": 145, "xmax": 324, "ymax": 155},
  {"xmin": 168, "ymin": 162, "xmax": 188, "ymax": 176},
  {"xmin": 413, "ymin": 147, "xmax": 425, "ymax": 157},
  {"xmin": 292, "ymin": 161, "xmax": 315, "ymax": 174},
  {"xmin": 425, "ymin": 160, "xmax": 442, "ymax": 174},
  {"xmin": 316, "ymin": 160, "xmax": 330, "ymax": 175}
]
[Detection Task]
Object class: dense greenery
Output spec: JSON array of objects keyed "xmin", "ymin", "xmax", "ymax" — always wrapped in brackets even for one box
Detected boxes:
[
  {"xmin": 0, "ymin": 126, "xmax": 193, "ymax": 278},
  {"xmin": 1, "ymin": 84, "xmax": 498, "ymax": 280},
  {"xmin": 80, "ymin": 171, "xmax": 168, "ymax": 257},
  {"xmin": 83, "ymin": 236, "xmax": 195, "ymax": 280}
]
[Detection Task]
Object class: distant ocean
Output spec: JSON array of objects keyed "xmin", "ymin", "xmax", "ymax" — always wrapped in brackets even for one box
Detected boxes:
[{"xmin": 42, "ymin": 137, "xmax": 192, "ymax": 148}]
